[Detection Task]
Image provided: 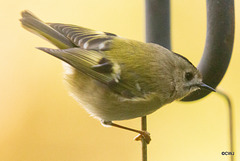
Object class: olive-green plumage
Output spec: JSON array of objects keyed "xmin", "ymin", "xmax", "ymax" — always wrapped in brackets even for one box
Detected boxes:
[{"xmin": 20, "ymin": 10, "xmax": 214, "ymax": 121}]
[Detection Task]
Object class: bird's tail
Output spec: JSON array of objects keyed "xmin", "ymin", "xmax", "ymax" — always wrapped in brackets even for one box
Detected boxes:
[{"xmin": 20, "ymin": 10, "xmax": 74, "ymax": 49}]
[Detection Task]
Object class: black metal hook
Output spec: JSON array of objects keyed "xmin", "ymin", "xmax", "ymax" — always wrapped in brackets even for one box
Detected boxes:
[{"xmin": 145, "ymin": 0, "xmax": 235, "ymax": 101}]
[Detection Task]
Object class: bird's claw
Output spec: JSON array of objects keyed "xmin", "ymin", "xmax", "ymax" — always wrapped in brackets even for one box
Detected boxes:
[{"xmin": 134, "ymin": 131, "xmax": 151, "ymax": 144}]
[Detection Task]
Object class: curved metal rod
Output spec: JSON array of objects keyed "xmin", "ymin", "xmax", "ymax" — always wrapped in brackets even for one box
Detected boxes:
[
  {"xmin": 145, "ymin": 0, "xmax": 234, "ymax": 101},
  {"xmin": 182, "ymin": 0, "xmax": 235, "ymax": 101},
  {"xmin": 145, "ymin": 0, "xmax": 171, "ymax": 49},
  {"xmin": 216, "ymin": 90, "xmax": 235, "ymax": 161}
]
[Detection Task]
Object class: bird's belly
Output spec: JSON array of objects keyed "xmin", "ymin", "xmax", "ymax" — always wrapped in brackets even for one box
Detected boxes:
[
  {"xmin": 71, "ymin": 91, "xmax": 161, "ymax": 121},
  {"xmin": 63, "ymin": 65, "xmax": 162, "ymax": 121}
]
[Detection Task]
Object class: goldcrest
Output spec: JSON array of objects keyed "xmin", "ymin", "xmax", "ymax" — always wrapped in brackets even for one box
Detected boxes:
[{"xmin": 20, "ymin": 11, "xmax": 215, "ymax": 143}]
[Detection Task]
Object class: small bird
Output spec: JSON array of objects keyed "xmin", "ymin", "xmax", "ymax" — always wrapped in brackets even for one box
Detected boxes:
[{"xmin": 20, "ymin": 10, "xmax": 215, "ymax": 143}]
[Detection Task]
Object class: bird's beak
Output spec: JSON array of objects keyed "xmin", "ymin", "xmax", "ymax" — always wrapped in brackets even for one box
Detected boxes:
[{"xmin": 197, "ymin": 82, "xmax": 216, "ymax": 92}]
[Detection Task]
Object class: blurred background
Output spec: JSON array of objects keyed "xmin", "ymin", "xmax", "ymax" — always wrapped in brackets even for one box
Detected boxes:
[{"xmin": 0, "ymin": 0, "xmax": 239, "ymax": 161}]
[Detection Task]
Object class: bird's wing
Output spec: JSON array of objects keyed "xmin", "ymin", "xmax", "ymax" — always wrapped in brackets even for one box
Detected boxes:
[
  {"xmin": 21, "ymin": 11, "xmax": 145, "ymax": 98},
  {"xmin": 38, "ymin": 47, "xmax": 143, "ymax": 98},
  {"xmin": 20, "ymin": 11, "xmax": 116, "ymax": 50},
  {"xmin": 48, "ymin": 23, "xmax": 117, "ymax": 51}
]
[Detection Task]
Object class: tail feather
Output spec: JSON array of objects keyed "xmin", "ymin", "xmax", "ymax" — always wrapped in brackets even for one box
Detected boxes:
[{"xmin": 20, "ymin": 10, "xmax": 75, "ymax": 49}]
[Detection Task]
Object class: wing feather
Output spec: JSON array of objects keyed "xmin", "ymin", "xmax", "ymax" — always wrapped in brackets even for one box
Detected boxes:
[
  {"xmin": 37, "ymin": 47, "xmax": 143, "ymax": 98},
  {"xmin": 49, "ymin": 23, "xmax": 116, "ymax": 51}
]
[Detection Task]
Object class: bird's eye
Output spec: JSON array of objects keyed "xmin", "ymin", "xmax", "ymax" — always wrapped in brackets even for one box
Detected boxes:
[{"xmin": 185, "ymin": 72, "xmax": 194, "ymax": 81}]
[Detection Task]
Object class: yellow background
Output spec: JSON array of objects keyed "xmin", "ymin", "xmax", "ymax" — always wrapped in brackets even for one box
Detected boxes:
[{"xmin": 0, "ymin": 0, "xmax": 239, "ymax": 161}]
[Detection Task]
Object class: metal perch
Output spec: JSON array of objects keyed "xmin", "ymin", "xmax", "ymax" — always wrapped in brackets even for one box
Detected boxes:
[
  {"xmin": 144, "ymin": 0, "xmax": 235, "ymax": 161},
  {"xmin": 182, "ymin": 0, "xmax": 235, "ymax": 101}
]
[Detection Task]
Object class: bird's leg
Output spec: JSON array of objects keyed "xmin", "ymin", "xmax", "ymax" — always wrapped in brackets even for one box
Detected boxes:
[{"xmin": 102, "ymin": 120, "xmax": 151, "ymax": 144}]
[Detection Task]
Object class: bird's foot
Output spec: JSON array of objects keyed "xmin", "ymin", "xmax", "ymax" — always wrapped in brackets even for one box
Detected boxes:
[{"xmin": 134, "ymin": 131, "xmax": 151, "ymax": 144}]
